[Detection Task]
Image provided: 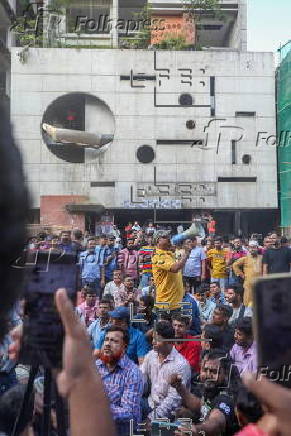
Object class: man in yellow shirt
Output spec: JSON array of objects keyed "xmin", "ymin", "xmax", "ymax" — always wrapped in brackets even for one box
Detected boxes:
[
  {"xmin": 232, "ymin": 240, "xmax": 262, "ymax": 307},
  {"xmin": 207, "ymin": 237, "xmax": 228, "ymax": 291},
  {"xmin": 152, "ymin": 234, "xmax": 190, "ymax": 312}
]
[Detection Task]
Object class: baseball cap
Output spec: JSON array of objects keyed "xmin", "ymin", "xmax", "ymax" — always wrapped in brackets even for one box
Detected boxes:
[
  {"xmin": 108, "ymin": 306, "xmax": 130, "ymax": 320},
  {"xmin": 153, "ymin": 230, "xmax": 171, "ymax": 243}
]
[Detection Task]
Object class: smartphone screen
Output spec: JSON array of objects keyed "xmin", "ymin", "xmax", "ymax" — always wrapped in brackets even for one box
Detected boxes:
[
  {"xmin": 20, "ymin": 250, "xmax": 79, "ymax": 368},
  {"xmin": 253, "ymin": 274, "xmax": 291, "ymax": 388}
]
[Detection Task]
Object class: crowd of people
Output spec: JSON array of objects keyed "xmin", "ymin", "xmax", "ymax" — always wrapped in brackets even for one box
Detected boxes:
[
  {"xmin": 2, "ymin": 97, "xmax": 291, "ymax": 436},
  {"xmin": 1, "ymin": 221, "xmax": 291, "ymax": 436}
]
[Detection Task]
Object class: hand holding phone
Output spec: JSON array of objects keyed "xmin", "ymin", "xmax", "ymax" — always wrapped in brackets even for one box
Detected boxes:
[
  {"xmin": 19, "ymin": 250, "xmax": 79, "ymax": 368},
  {"xmin": 253, "ymin": 273, "xmax": 291, "ymax": 388}
]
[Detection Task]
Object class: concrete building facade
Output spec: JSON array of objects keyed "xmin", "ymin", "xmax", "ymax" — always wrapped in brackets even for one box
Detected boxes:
[
  {"xmin": 0, "ymin": 0, "xmax": 16, "ymax": 109},
  {"xmin": 9, "ymin": 0, "xmax": 278, "ymax": 236}
]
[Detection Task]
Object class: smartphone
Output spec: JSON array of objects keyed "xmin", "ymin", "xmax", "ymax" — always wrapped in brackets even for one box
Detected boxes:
[
  {"xmin": 151, "ymin": 421, "xmax": 180, "ymax": 436},
  {"xmin": 253, "ymin": 273, "xmax": 291, "ymax": 388},
  {"xmin": 19, "ymin": 250, "xmax": 79, "ymax": 369}
]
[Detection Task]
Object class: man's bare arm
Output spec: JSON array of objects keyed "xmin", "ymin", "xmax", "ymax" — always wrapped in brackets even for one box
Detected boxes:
[
  {"xmin": 169, "ymin": 374, "xmax": 201, "ymax": 412},
  {"xmin": 195, "ymin": 409, "xmax": 226, "ymax": 436},
  {"xmin": 201, "ymin": 259, "xmax": 206, "ymax": 279},
  {"xmin": 170, "ymin": 250, "xmax": 190, "ymax": 273},
  {"xmin": 262, "ymin": 263, "xmax": 268, "ymax": 276}
]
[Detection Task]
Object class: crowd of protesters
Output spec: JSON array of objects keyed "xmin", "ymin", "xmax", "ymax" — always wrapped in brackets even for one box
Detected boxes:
[{"xmin": 1, "ymin": 221, "xmax": 291, "ymax": 436}]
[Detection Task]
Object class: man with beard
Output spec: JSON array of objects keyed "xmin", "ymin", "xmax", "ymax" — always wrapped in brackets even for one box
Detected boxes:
[
  {"xmin": 226, "ymin": 286, "xmax": 252, "ymax": 328},
  {"xmin": 232, "ymin": 241, "xmax": 262, "ymax": 307},
  {"xmin": 1, "ymin": 101, "xmax": 115, "ymax": 436},
  {"xmin": 111, "ymin": 276, "xmax": 141, "ymax": 309},
  {"xmin": 210, "ymin": 305, "xmax": 235, "ymax": 352},
  {"xmin": 118, "ymin": 238, "xmax": 139, "ymax": 283},
  {"xmin": 170, "ymin": 349, "xmax": 240, "ymax": 436},
  {"xmin": 94, "ymin": 306, "xmax": 150, "ymax": 364},
  {"xmin": 95, "ymin": 326, "xmax": 144, "ymax": 436}
]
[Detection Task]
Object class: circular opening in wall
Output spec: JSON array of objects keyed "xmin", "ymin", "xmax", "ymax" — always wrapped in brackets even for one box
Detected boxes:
[
  {"xmin": 186, "ymin": 120, "xmax": 196, "ymax": 129},
  {"xmin": 179, "ymin": 94, "xmax": 193, "ymax": 106},
  {"xmin": 41, "ymin": 93, "xmax": 115, "ymax": 163},
  {"xmin": 136, "ymin": 145, "xmax": 155, "ymax": 164},
  {"xmin": 242, "ymin": 154, "xmax": 251, "ymax": 164}
]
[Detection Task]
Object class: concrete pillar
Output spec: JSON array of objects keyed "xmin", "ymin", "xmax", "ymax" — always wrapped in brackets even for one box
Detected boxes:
[{"xmin": 110, "ymin": 0, "xmax": 118, "ymax": 48}]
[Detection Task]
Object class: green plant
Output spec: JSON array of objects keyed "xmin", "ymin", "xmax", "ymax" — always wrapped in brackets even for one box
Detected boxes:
[
  {"xmin": 183, "ymin": 0, "xmax": 224, "ymax": 45},
  {"xmin": 131, "ymin": 3, "xmax": 153, "ymax": 48},
  {"xmin": 186, "ymin": 0, "xmax": 221, "ymax": 17},
  {"xmin": 155, "ymin": 34, "xmax": 189, "ymax": 50}
]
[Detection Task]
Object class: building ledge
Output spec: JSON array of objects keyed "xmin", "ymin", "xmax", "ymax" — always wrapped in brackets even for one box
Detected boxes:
[{"xmin": 66, "ymin": 203, "xmax": 105, "ymax": 214}]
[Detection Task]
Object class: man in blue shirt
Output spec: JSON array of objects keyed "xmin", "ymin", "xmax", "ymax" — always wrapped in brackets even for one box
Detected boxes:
[
  {"xmin": 195, "ymin": 284, "xmax": 216, "ymax": 327},
  {"xmin": 182, "ymin": 287, "xmax": 201, "ymax": 335},
  {"xmin": 95, "ymin": 234, "xmax": 110, "ymax": 290},
  {"xmin": 79, "ymin": 238, "xmax": 103, "ymax": 295},
  {"xmin": 183, "ymin": 237, "xmax": 206, "ymax": 293},
  {"xmin": 58, "ymin": 230, "xmax": 78, "ymax": 254},
  {"xmin": 209, "ymin": 281, "xmax": 226, "ymax": 305},
  {"xmin": 94, "ymin": 306, "xmax": 150, "ymax": 365},
  {"xmin": 104, "ymin": 235, "xmax": 119, "ymax": 283},
  {"xmin": 96, "ymin": 325, "xmax": 144, "ymax": 436},
  {"xmin": 88, "ymin": 297, "xmax": 111, "ymax": 347}
]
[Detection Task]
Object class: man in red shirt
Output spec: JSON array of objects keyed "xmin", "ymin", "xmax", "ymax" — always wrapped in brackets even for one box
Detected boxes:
[
  {"xmin": 207, "ymin": 215, "xmax": 216, "ymax": 237},
  {"xmin": 172, "ymin": 314, "xmax": 201, "ymax": 374}
]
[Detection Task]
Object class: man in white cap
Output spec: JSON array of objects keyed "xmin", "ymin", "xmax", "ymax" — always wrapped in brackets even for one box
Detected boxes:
[{"xmin": 232, "ymin": 240, "xmax": 262, "ymax": 307}]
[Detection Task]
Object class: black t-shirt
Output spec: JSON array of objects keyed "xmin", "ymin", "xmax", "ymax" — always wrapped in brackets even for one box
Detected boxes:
[
  {"xmin": 262, "ymin": 247, "xmax": 291, "ymax": 273},
  {"xmin": 191, "ymin": 385, "xmax": 237, "ymax": 436},
  {"xmin": 221, "ymin": 325, "xmax": 235, "ymax": 352}
]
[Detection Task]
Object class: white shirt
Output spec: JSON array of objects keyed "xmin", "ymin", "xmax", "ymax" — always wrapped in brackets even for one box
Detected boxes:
[
  {"xmin": 103, "ymin": 281, "xmax": 125, "ymax": 297},
  {"xmin": 141, "ymin": 347, "xmax": 191, "ymax": 420}
]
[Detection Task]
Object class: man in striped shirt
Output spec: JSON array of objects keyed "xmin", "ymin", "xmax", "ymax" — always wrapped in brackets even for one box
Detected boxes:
[{"xmin": 138, "ymin": 236, "xmax": 155, "ymax": 288}]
